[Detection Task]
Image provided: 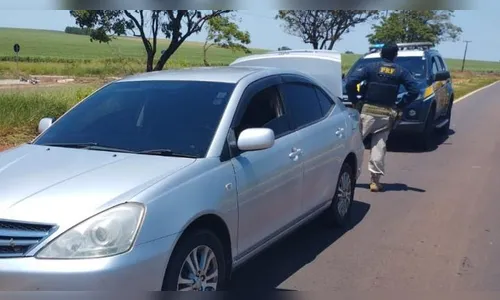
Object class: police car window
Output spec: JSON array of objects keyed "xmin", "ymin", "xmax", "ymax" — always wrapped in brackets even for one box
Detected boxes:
[
  {"xmin": 437, "ymin": 56, "xmax": 447, "ymax": 71},
  {"xmin": 314, "ymin": 87, "xmax": 335, "ymax": 116},
  {"xmin": 280, "ymin": 83, "xmax": 323, "ymax": 128},
  {"xmin": 431, "ymin": 57, "xmax": 441, "ymax": 74},
  {"xmin": 235, "ymin": 85, "xmax": 290, "ymax": 139}
]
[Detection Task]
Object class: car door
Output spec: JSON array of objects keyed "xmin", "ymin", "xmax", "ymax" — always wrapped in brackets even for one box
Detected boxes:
[
  {"xmin": 430, "ymin": 55, "xmax": 446, "ymax": 115},
  {"xmin": 279, "ymin": 75, "xmax": 348, "ymax": 215},
  {"xmin": 230, "ymin": 76, "xmax": 304, "ymax": 257},
  {"xmin": 436, "ymin": 56, "xmax": 452, "ymax": 113}
]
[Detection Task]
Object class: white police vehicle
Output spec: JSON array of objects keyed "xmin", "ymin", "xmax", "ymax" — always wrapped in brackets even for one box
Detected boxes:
[{"xmin": 342, "ymin": 42, "xmax": 455, "ymax": 150}]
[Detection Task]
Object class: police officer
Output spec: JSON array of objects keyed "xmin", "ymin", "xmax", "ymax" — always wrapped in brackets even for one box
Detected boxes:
[{"xmin": 345, "ymin": 43, "xmax": 419, "ymax": 192}]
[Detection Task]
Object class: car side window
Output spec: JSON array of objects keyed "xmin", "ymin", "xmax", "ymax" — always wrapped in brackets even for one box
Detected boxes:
[
  {"xmin": 431, "ymin": 57, "xmax": 442, "ymax": 76},
  {"xmin": 234, "ymin": 85, "xmax": 291, "ymax": 139},
  {"xmin": 280, "ymin": 82, "xmax": 323, "ymax": 129},
  {"xmin": 314, "ymin": 87, "xmax": 335, "ymax": 116},
  {"xmin": 437, "ymin": 56, "xmax": 448, "ymax": 71}
]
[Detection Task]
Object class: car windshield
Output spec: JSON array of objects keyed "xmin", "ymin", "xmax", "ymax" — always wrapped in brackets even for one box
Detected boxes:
[
  {"xmin": 348, "ymin": 56, "xmax": 427, "ymax": 79},
  {"xmin": 34, "ymin": 80, "xmax": 236, "ymax": 158}
]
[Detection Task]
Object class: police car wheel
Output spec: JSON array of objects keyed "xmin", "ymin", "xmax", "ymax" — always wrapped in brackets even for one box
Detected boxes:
[
  {"xmin": 324, "ymin": 162, "xmax": 355, "ymax": 229},
  {"xmin": 416, "ymin": 106, "xmax": 436, "ymax": 150},
  {"xmin": 436, "ymin": 100, "xmax": 453, "ymax": 135}
]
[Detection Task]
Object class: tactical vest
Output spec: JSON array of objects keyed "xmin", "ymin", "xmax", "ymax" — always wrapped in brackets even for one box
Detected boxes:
[{"xmin": 363, "ymin": 61, "xmax": 401, "ymax": 108}]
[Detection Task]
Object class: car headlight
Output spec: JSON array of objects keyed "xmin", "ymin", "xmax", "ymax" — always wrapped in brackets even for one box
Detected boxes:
[{"xmin": 36, "ymin": 203, "xmax": 145, "ymax": 259}]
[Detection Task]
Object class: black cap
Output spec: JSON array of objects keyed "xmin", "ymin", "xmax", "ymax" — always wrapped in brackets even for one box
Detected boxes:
[{"xmin": 381, "ymin": 43, "xmax": 398, "ymax": 61}]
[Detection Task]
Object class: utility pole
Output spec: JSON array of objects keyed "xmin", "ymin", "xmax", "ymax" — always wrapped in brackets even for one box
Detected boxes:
[{"xmin": 461, "ymin": 40, "xmax": 471, "ymax": 72}]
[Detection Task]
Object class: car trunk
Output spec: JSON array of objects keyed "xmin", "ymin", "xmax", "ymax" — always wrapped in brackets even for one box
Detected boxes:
[{"xmin": 230, "ymin": 50, "xmax": 343, "ymax": 100}]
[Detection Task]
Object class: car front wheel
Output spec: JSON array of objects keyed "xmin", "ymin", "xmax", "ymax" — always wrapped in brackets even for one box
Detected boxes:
[
  {"xmin": 162, "ymin": 229, "xmax": 227, "ymax": 291},
  {"xmin": 436, "ymin": 99, "xmax": 453, "ymax": 135},
  {"xmin": 416, "ymin": 105, "xmax": 436, "ymax": 150}
]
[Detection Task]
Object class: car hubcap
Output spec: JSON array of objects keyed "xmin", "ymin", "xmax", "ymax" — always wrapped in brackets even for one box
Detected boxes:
[
  {"xmin": 337, "ymin": 171, "xmax": 352, "ymax": 217},
  {"xmin": 177, "ymin": 245, "xmax": 219, "ymax": 291}
]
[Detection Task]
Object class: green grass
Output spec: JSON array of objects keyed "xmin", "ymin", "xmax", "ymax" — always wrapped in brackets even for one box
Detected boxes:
[
  {"xmin": 0, "ymin": 84, "xmax": 98, "ymax": 145},
  {"xmin": 2, "ymin": 27, "xmax": 499, "ymax": 78},
  {"xmin": 452, "ymin": 72, "xmax": 500, "ymax": 99},
  {"xmin": 0, "ymin": 27, "xmax": 268, "ymax": 77}
]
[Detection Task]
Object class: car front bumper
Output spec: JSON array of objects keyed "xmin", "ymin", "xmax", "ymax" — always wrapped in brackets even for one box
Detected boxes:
[
  {"xmin": 0, "ymin": 234, "xmax": 177, "ymax": 291},
  {"xmin": 392, "ymin": 120, "xmax": 426, "ymax": 134}
]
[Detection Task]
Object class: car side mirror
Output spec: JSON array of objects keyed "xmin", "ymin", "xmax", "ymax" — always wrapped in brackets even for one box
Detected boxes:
[
  {"xmin": 237, "ymin": 128, "xmax": 275, "ymax": 151},
  {"xmin": 38, "ymin": 117, "xmax": 54, "ymax": 134},
  {"xmin": 433, "ymin": 70, "xmax": 450, "ymax": 82}
]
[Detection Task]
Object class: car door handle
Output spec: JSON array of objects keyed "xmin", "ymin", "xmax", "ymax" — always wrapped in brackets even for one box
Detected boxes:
[
  {"xmin": 335, "ymin": 127, "xmax": 345, "ymax": 137},
  {"xmin": 289, "ymin": 147, "xmax": 302, "ymax": 161}
]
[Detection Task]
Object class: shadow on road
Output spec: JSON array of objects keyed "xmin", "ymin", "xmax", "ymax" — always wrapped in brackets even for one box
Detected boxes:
[
  {"xmin": 386, "ymin": 129, "xmax": 455, "ymax": 153},
  {"xmin": 229, "ymin": 200, "xmax": 370, "ymax": 290},
  {"xmin": 356, "ymin": 183, "xmax": 426, "ymax": 192}
]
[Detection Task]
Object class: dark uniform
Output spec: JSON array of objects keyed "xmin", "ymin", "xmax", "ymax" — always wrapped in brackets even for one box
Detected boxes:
[{"xmin": 345, "ymin": 43, "xmax": 419, "ymax": 192}]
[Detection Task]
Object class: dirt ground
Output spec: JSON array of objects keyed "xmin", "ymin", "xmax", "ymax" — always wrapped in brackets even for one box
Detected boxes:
[{"xmin": 0, "ymin": 75, "xmax": 118, "ymax": 90}]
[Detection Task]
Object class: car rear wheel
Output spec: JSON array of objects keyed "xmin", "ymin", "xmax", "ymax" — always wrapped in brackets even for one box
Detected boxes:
[
  {"xmin": 324, "ymin": 161, "xmax": 355, "ymax": 228},
  {"xmin": 162, "ymin": 229, "xmax": 228, "ymax": 291},
  {"xmin": 416, "ymin": 105, "xmax": 436, "ymax": 151}
]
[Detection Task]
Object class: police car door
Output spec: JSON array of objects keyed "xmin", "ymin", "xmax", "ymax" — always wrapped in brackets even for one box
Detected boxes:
[
  {"xmin": 430, "ymin": 56, "xmax": 446, "ymax": 115},
  {"xmin": 279, "ymin": 75, "xmax": 347, "ymax": 215}
]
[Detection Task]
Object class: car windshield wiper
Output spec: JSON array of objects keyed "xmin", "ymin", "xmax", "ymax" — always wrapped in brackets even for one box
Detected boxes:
[
  {"xmin": 42, "ymin": 142, "xmax": 98, "ymax": 149},
  {"xmin": 42, "ymin": 142, "xmax": 135, "ymax": 153},
  {"xmin": 137, "ymin": 149, "xmax": 198, "ymax": 158}
]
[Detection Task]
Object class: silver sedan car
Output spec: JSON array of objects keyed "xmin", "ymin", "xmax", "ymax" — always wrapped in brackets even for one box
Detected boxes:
[{"xmin": 0, "ymin": 64, "xmax": 364, "ymax": 291}]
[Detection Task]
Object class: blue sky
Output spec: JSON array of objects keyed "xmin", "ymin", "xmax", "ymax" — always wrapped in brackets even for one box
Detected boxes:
[{"xmin": 0, "ymin": 9, "xmax": 498, "ymax": 61}]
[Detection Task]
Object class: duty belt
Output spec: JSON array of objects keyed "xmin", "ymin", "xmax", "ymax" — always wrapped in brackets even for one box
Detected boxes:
[
  {"xmin": 361, "ymin": 103, "xmax": 398, "ymax": 118},
  {"xmin": 361, "ymin": 103, "xmax": 403, "ymax": 131}
]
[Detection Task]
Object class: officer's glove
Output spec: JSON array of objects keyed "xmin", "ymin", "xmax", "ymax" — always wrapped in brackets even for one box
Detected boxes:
[
  {"xmin": 396, "ymin": 100, "xmax": 407, "ymax": 110},
  {"xmin": 396, "ymin": 94, "xmax": 410, "ymax": 110}
]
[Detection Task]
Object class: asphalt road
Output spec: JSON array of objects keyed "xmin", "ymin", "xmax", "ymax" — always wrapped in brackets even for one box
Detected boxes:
[{"xmin": 230, "ymin": 81, "xmax": 500, "ymax": 291}]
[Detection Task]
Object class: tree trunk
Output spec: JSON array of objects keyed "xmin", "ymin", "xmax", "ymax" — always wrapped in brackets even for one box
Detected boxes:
[
  {"xmin": 154, "ymin": 42, "xmax": 181, "ymax": 71},
  {"xmin": 203, "ymin": 42, "xmax": 210, "ymax": 66},
  {"xmin": 146, "ymin": 52, "xmax": 154, "ymax": 72}
]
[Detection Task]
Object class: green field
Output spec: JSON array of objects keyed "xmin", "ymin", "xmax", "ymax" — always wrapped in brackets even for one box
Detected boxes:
[{"xmin": 1, "ymin": 27, "xmax": 499, "ymax": 78}]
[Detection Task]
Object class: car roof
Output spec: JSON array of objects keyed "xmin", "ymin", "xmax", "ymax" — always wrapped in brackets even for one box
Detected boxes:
[
  {"xmin": 116, "ymin": 66, "xmax": 284, "ymax": 84},
  {"xmin": 363, "ymin": 50, "xmax": 425, "ymax": 59},
  {"xmin": 233, "ymin": 49, "xmax": 342, "ymax": 63}
]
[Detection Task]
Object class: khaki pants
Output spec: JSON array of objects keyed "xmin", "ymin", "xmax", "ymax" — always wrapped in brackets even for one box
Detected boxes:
[{"xmin": 360, "ymin": 113, "xmax": 392, "ymax": 178}]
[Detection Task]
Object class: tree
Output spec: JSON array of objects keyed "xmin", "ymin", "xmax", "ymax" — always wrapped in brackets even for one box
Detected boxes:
[
  {"xmin": 203, "ymin": 15, "xmax": 251, "ymax": 66},
  {"xmin": 276, "ymin": 10, "xmax": 379, "ymax": 50},
  {"xmin": 367, "ymin": 10, "xmax": 462, "ymax": 45},
  {"xmin": 64, "ymin": 26, "xmax": 93, "ymax": 36},
  {"xmin": 70, "ymin": 10, "xmax": 231, "ymax": 72}
]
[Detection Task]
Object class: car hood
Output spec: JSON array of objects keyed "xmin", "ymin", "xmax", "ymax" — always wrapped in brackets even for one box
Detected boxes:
[{"xmin": 0, "ymin": 144, "xmax": 196, "ymax": 225}]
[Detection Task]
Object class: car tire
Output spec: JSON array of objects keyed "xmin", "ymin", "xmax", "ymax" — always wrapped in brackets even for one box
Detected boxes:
[
  {"xmin": 324, "ymin": 161, "xmax": 355, "ymax": 229},
  {"xmin": 416, "ymin": 105, "xmax": 436, "ymax": 151},
  {"xmin": 436, "ymin": 99, "xmax": 453, "ymax": 135},
  {"xmin": 161, "ymin": 229, "xmax": 228, "ymax": 291}
]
